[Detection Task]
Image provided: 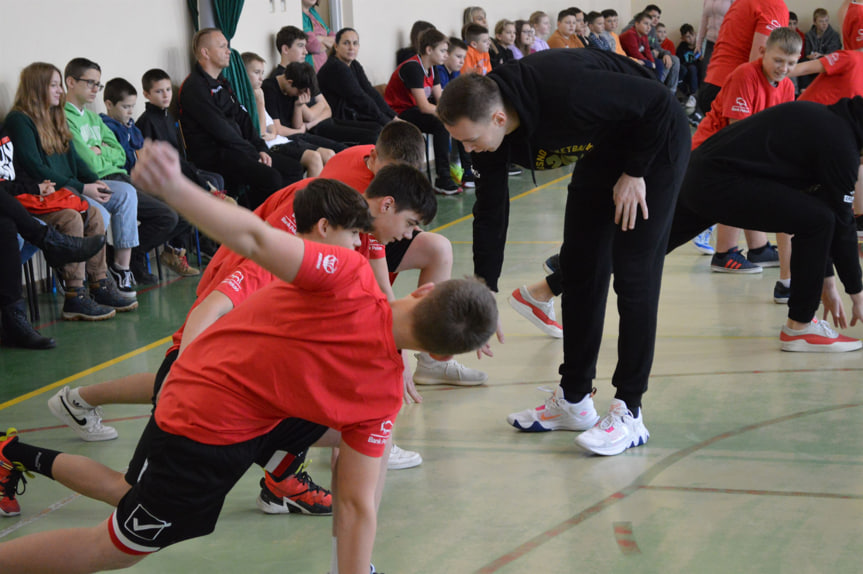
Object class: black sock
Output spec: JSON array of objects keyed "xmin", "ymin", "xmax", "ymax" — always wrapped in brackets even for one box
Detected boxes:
[
  {"xmin": 614, "ymin": 394, "xmax": 642, "ymax": 415},
  {"xmin": 4, "ymin": 438, "xmax": 60, "ymax": 479},
  {"xmin": 748, "ymin": 243, "xmax": 769, "ymax": 255}
]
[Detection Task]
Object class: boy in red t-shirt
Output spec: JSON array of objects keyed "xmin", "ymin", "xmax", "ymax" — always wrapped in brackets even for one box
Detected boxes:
[
  {"xmin": 0, "ymin": 141, "xmax": 498, "ymax": 574},
  {"xmin": 694, "ymin": 28, "xmax": 800, "ymax": 276}
]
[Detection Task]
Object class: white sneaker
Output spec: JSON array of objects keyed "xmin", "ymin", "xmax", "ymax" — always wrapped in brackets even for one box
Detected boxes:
[
  {"xmin": 780, "ymin": 319, "xmax": 862, "ymax": 352},
  {"xmin": 412, "ymin": 352, "xmax": 488, "ymax": 386},
  {"xmin": 506, "ymin": 386, "xmax": 599, "ymax": 432},
  {"xmin": 508, "ymin": 286, "xmax": 563, "ymax": 338},
  {"xmin": 47, "ymin": 386, "xmax": 118, "ymax": 441},
  {"xmin": 575, "ymin": 399, "xmax": 649, "ymax": 456},
  {"xmin": 387, "ymin": 444, "xmax": 423, "ymax": 470}
]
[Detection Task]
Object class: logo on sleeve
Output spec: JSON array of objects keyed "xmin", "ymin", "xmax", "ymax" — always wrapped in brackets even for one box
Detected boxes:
[
  {"xmin": 368, "ymin": 420, "xmax": 394, "ymax": 445},
  {"xmin": 766, "ymin": 19, "xmax": 781, "ymax": 31},
  {"xmin": 857, "ymin": 28, "xmax": 863, "ymax": 42},
  {"xmin": 280, "ymin": 213, "xmax": 297, "ymax": 234},
  {"xmin": 731, "ymin": 97, "xmax": 751, "ymax": 114},
  {"xmin": 124, "ymin": 504, "xmax": 172, "ymax": 541},
  {"xmin": 223, "ymin": 270, "xmax": 245, "ymax": 292},
  {"xmin": 315, "ymin": 253, "xmax": 339, "ymax": 274},
  {"xmin": 825, "ymin": 53, "xmax": 840, "ymax": 66}
]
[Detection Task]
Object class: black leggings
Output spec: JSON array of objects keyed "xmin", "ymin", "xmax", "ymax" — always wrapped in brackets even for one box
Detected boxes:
[
  {"xmin": 310, "ymin": 118, "xmax": 381, "ymax": 146},
  {"xmin": 558, "ymin": 115, "xmax": 691, "ymax": 410},
  {"xmin": 398, "ymin": 107, "xmax": 452, "ymax": 180},
  {"xmin": 0, "ymin": 192, "xmax": 49, "ymax": 307},
  {"xmin": 200, "ymin": 151, "xmax": 304, "ymax": 210},
  {"xmin": 667, "ymin": 158, "xmax": 852, "ymax": 324}
]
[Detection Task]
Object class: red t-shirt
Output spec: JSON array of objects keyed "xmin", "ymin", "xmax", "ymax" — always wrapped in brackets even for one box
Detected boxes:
[
  {"xmin": 319, "ymin": 144, "xmax": 375, "ymax": 191},
  {"xmin": 844, "ymin": 3, "xmax": 863, "ymax": 50},
  {"xmin": 693, "ymin": 58, "xmax": 794, "ymax": 149},
  {"xmin": 384, "ymin": 54, "xmax": 438, "ymax": 114},
  {"xmin": 704, "ymin": 0, "xmax": 788, "ymax": 88},
  {"xmin": 156, "ymin": 241, "xmax": 402, "ymax": 456},
  {"xmin": 660, "ymin": 38, "xmax": 675, "ymax": 53},
  {"xmin": 799, "ymin": 51, "xmax": 863, "ymax": 105}
]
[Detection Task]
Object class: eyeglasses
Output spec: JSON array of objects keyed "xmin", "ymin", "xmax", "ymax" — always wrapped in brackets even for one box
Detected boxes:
[{"xmin": 74, "ymin": 78, "xmax": 104, "ymax": 91}]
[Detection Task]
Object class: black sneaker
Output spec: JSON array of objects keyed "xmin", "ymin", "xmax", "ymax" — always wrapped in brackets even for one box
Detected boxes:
[
  {"xmin": 746, "ymin": 242, "xmax": 779, "ymax": 268},
  {"xmin": 710, "ymin": 247, "xmax": 762, "ymax": 274},
  {"xmin": 108, "ymin": 263, "xmax": 138, "ymax": 295},
  {"xmin": 461, "ymin": 169, "xmax": 476, "ymax": 188},
  {"xmin": 128, "ymin": 257, "xmax": 158, "ymax": 286},
  {"xmin": 90, "ymin": 278, "xmax": 138, "ymax": 312},
  {"xmin": 543, "ymin": 253, "xmax": 560, "ymax": 275},
  {"xmin": 62, "ymin": 288, "xmax": 116, "ymax": 321},
  {"xmin": 773, "ymin": 281, "xmax": 790, "ymax": 304},
  {"xmin": 434, "ymin": 177, "xmax": 463, "ymax": 196},
  {"xmin": 508, "ymin": 164, "xmax": 523, "ymax": 176}
]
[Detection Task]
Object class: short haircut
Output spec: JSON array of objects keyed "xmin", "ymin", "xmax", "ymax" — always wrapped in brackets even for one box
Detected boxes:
[
  {"xmin": 409, "ymin": 21, "xmax": 436, "ymax": 51},
  {"xmin": 529, "ymin": 11, "xmax": 548, "ymax": 27},
  {"xmin": 766, "ymin": 27, "xmax": 803, "ymax": 55},
  {"xmin": 680, "ymin": 23, "xmax": 695, "ymax": 36},
  {"xmin": 365, "ymin": 164, "xmax": 437, "ymax": 225},
  {"xmin": 601, "ymin": 9, "xmax": 618, "ymax": 18},
  {"xmin": 494, "ymin": 19, "xmax": 515, "ymax": 37},
  {"xmin": 634, "ymin": 12, "xmax": 652, "ymax": 24},
  {"xmin": 103, "ymin": 78, "xmax": 137, "ymax": 104},
  {"xmin": 463, "ymin": 23, "xmax": 489, "ymax": 45},
  {"xmin": 275, "ymin": 25, "xmax": 307, "ymax": 52},
  {"xmin": 586, "ymin": 11, "xmax": 603, "ymax": 26},
  {"xmin": 142, "ymin": 68, "xmax": 171, "ymax": 92},
  {"xmin": 568, "ymin": 7, "xmax": 584, "ymax": 16},
  {"xmin": 557, "ymin": 8, "xmax": 577, "ymax": 22},
  {"xmin": 813, "ymin": 8, "xmax": 829, "ymax": 20},
  {"xmin": 193, "ymin": 27, "xmax": 222, "ymax": 55},
  {"xmin": 789, "ymin": 11, "xmax": 798, "ymax": 21},
  {"xmin": 293, "ymin": 179, "xmax": 373, "ymax": 234},
  {"xmin": 644, "ymin": 4, "xmax": 661, "ymax": 15},
  {"xmin": 241, "ymin": 51, "xmax": 265, "ymax": 67},
  {"xmin": 656, "ymin": 22, "xmax": 667, "ymax": 30},
  {"xmin": 282, "ymin": 61, "xmax": 318, "ymax": 91},
  {"xmin": 64, "ymin": 57, "xmax": 100, "ymax": 81},
  {"xmin": 437, "ymin": 73, "xmax": 502, "ymax": 126},
  {"xmin": 448, "ymin": 36, "xmax": 468, "ymax": 52},
  {"xmin": 411, "ymin": 277, "xmax": 498, "ymax": 356},
  {"xmin": 375, "ymin": 121, "xmax": 426, "ymax": 171},
  {"xmin": 419, "ymin": 28, "xmax": 448, "ymax": 54}
]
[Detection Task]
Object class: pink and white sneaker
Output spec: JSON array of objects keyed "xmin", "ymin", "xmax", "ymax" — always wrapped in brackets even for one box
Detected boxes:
[
  {"xmin": 780, "ymin": 319, "xmax": 862, "ymax": 352},
  {"xmin": 575, "ymin": 399, "xmax": 649, "ymax": 456},
  {"xmin": 508, "ymin": 286, "xmax": 562, "ymax": 338},
  {"xmin": 506, "ymin": 387, "xmax": 599, "ymax": 432}
]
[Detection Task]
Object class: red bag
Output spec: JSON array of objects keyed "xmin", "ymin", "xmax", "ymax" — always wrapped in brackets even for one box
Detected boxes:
[{"xmin": 16, "ymin": 187, "xmax": 90, "ymax": 214}]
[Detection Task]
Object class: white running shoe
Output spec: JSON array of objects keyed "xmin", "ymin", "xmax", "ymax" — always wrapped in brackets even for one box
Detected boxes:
[
  {"xmin": 508, "ymin": 286, "xmax": 563, "ymax": 338},
  {"xmin": 47, "ymin": 386, "xmax": 118, "ymax": 442},
  {"xmin": 575, "ymin": 399, "xmax": 649, "ymax": 456},
  {"xmin": 387, "ymin": 444, "xmax": 423, "ymax": 470},
  {"xmin": 506, "ymin": 386, "xmax": 599, "ymax": 432},
  {"xmin": 780, "ymin": 319, "xmax": 862, "ymax": 352},
  {"xmin": 412, "ymin": 352, "xmax": 488, "ymax": 386}
]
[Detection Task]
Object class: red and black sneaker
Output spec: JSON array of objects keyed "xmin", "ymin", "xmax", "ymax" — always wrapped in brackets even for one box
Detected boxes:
[
  {"xmin": 255, "ymin": 467, "xmax": 332, "ymax": 515},
  {"xmin": 0, "ymin": 428, "xmax": 30, "ymax": 517}
]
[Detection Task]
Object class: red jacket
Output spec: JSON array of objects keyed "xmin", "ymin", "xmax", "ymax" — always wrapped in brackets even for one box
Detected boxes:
[{"xmin": 619, "ymin": 28, "xmax": 655, "ymax": 64}]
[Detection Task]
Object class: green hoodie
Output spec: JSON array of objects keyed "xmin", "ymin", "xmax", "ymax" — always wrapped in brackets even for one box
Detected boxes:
[{"xmin": 64, "ymin": 101, "xmax": 128, "ymax": 178}]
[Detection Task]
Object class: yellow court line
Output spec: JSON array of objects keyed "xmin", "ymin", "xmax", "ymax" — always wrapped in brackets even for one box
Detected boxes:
[
  {"xmin": 429, "ymin": 173, "xmax": 570, "ymax": 233},
  {"xmin": 6, "ymin": 172, "xmax": 571, "ymax": 412},
  {"xmin": 0, "ymin": 336, "xmax": 171, "ymax": 412}
]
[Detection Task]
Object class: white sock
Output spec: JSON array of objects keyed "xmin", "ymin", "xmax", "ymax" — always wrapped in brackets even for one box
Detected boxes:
[
  {"xmin": 68, "ymin": 387, "xmax": 93, "ymax": 410},
  {"xmin": 779, "ymin": 278, "xmax": 791, "ymax": 288},
  {"xmin": 330, "ymin": 537, "xmax": 338, "ymax": 574}
]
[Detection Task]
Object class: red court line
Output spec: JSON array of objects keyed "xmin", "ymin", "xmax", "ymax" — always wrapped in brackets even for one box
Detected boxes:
[
  {"xmin": 612, "ymin": 521, "xmax": 640, "ymax": 554},
  {"xmin": 642, "ymin": 485, "xmax": 863, "ymax": 500},
  {"xmin": 474, "ymin": 401, "xmax": 863, "ymax": 573}
]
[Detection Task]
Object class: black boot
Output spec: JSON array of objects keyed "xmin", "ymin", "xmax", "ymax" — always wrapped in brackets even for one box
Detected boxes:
[
  {"xmin": 0, "ymin": 300, "xmax": 55, "ymax": 350},
  {"xmin": 37, "ymin": 227, "xmax": 105, "ymax": 268}
]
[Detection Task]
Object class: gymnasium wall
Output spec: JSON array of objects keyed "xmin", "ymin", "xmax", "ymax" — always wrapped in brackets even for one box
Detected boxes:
[{"xmin": 0, "ymin": 0, "xmax": 849, "ymax": 123}]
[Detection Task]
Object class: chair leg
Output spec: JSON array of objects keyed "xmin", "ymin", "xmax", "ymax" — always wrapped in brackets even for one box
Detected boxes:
[
  {"xmin": 193, "ymin": 228, "xmax": 202, "ymax": 267},
  {"xmin": 425, "ymin": 135, "xmax": 433, "ymax": 182},
  {"xmin": 23, "ymin": 259, "xmax": 38, "ymax": 322},
  {"xmin": 154, "ymin": 247, "xmax": 163, "ymax": 279}
]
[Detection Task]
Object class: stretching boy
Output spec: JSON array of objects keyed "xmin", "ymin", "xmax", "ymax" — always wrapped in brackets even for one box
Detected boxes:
[
  {"xmin": 438, "ymin": 49, "xmax": 690, "ymax": 456},
  {"xmin": 0, "ymin": 141, "xmax": 498, "ymax": 574}
]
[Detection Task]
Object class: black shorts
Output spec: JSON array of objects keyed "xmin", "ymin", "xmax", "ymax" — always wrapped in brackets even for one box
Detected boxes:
[
  {"xmin": 385, "ymin": 229, "xmax": 422, "ymax": 273},
  {"xmin": 269, "ymin": 140, "xmax": 321, "ymax": 162},
  {"xmin": 110, "ymin": 417, "xmax": 327, "ymax": 554}
]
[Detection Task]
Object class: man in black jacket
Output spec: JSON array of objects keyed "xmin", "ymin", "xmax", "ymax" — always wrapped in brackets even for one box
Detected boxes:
[
  {"xmin": 179, "ymin": 28, "xmax": 303, "ymax": 208},
  {"xmin": 438, "ymin": 49, "xmax": 691, "ymax": 456}
]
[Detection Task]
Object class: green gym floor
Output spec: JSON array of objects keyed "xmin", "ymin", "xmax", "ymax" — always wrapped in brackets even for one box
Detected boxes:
[{"xmin": 2, "ymin": 167, "xmax": 863, "ymax": 573}]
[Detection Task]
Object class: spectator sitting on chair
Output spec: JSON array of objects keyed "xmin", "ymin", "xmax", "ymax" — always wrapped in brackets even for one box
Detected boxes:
[
  {"xmin": 529, "ymin": 11, "xmax": 552, "ymax": 52},
  {"xmin": 799, "ymin": 8, "xmax": 842, "ymax": 90},
  {"xmin": 396, "ymin": 20, "xmax": 436, "ymax": 66},
  {"xmin": 511, "ymin": 20, "xmax": 535, "ymax": 60}
]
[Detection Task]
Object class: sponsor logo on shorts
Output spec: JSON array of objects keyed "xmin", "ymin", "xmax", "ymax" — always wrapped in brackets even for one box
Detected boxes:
[
  {"xmin": 124, "ymin": 504, "xmax": 172, "ymax": 541},
  {"xmin": 315, "ymin": 253, "xmax": 339, "ymax": 274},
  {"xmin": 730, "ymin": 97, "xmax": 751, "ymax": 114},
  {"xmin": 766, "ymin": 19, "xmax": 782, "ymax": 32},
  {"xmin": 368, "ymin": 420, "xmax": 394, "ymax": 445},
  {"xmin": 223, "ymin": 270, "xmax": 244, "ymax": 292}
]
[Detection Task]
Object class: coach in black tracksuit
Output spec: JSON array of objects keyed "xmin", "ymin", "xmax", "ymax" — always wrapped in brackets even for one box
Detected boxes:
[
  {"xmin": 438, "ymin": 49, "xmax": 691, "ymax": 423},
  {"xmin": 668, "ymin": 99, "xmax": 863, "ymax": 334}
]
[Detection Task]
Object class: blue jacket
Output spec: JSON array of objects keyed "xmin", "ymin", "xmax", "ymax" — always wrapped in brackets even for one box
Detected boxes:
[{"xmin": 100, "ymin": 114, "xmax": 144, "ymax": 172}]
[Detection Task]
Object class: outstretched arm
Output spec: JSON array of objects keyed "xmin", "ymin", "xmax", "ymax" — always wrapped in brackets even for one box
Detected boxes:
[{"xmin": 132, "ymin": 141, "xmax": 304, "ymax": 283}]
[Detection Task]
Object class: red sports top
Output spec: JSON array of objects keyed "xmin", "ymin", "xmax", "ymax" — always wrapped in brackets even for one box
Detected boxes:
[
  {"xmin": 693, "ymin": 58, "xmax": 794, "ymax": 149},
  {"xmin": 156, "ymin": 241, "xmax": 403, "ymax": 456},
  {"xmin": 844, "ymin": 2, "xmax": 863, "ymax": 50},
  {"xmin": 704, "ymin": 0, "xmax": 788, "ymax": 88},
  {"xmin": 799, "ymin": 51, "xmax": 863, "ymax": 105},
  {"xmin": 385, "ymin": 54, "xmax": 438, "ymax": 114},
  {"xmin": 319, "ymin": 144, "xmax": 375, "ymax": 191}
]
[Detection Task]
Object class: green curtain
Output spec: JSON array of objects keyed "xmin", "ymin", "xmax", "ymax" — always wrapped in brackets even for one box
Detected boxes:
[{"xmin": 211, "ymin": 0, "xmax": 260, "ymax": 134}]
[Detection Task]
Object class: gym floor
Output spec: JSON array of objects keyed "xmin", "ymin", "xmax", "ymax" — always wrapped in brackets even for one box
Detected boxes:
[{"xmin": 2, "ymin": 166, "xmax": 862, "ymax": 573}]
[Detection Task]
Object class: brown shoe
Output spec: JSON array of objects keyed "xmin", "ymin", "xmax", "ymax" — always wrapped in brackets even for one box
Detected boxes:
[{"xmin": 160, "ymin": 247, "xmax": 200, "ymax": 277}]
